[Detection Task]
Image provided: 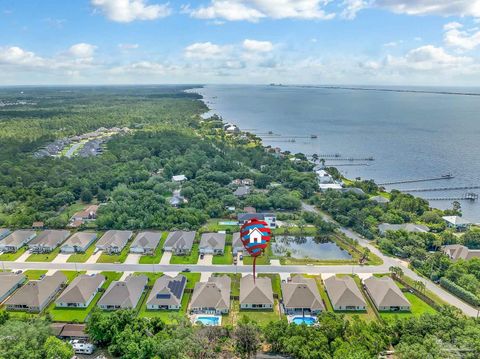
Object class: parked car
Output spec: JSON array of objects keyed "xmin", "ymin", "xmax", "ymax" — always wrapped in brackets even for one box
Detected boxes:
[
  {"xmin": 182, "ymin": 268, "xmax": 191, "ymax": 272},
  {"xmin": 200, "ymin": 253, "xmax": 204, "ymax": 259}
]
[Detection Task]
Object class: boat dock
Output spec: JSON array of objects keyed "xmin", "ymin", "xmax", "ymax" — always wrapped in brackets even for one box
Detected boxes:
[
  {"xmin": 379, "ymin": 174, "xmax": 454, "ymax": 186},
  {"xmin": 403, "ymin": 186, "xmax": 480, "ymax": 193},
  {"xmin": 425, "ymin": 193, "xmax": 478, "ymax": 201}
]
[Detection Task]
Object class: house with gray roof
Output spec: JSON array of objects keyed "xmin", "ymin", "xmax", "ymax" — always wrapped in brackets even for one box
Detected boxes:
[
  {"xmin": 200, "ymin": 232, "xmax": 226, "ymax": 255},
  {"xmin": 281, "ymin": 275, "xmax": 325, "ymax": 314},
  {"xmin": 130, "ymin": 232, "xmax": 161, "ymax": 255},
  {"xmin": 28, "ymin": 230, "xmax": 70, "ymax": 253},
  {"xmin": 0, "ymin": 230, "xmax": 36, "ymax": 252},
  {"xmin": 61, "ymin": 232, "xmax": 97, "ymax": 253},
  {"xmin": 232, "ymin": 232, "xmax": 244, "ymax": 255},
  {"xmin": 240, "ymin": 275, "xmax": 274, "ymax": 310},
  {"xmin": 238, "ymin": 213, "xmax": 277, "ymax": 229},
  {"xmin": 5, "ymin": 271, "xmax": 67, "ymax": 312},
  {"xmin": 370, "ymin": 195, "xmax": 390, "ymax": 204},
  {"xmin": 443, "ymin": 244, "xmax": 480, "ymax": 261},
  {"xmin": 95, "ymin": 230, "xmax": 132, "ymax": 254},
  {"xmin": 190, "ymin": 275, "xmax": 231, "ymax": 314},
  {"xmin": 146, "ymin": 274, "xmax": 187, "ymax": 310},
  {"xmin": 364, "ymin": 276, "xmax": 410, "ymax": 311},
  {"xmin": 163, "ymin": 231, "xmax": 196, "ymax": 255},
  {"xmin": 234, "ymin": 186, "xmax": 251, "ymax": 197},
  {"xmin": 378, "ymin": 223, "xmax": 429, "ymax": 235},
  {"xmin": 0, "ymin": 272, "xmax": 26, "ymax": 303},
  {"xmin": 324, "ymin": 275, "xmax": 366, "ymax": 311},
  {"xmin": 442, "ymin": 216, "xmax": 472, "ymax": 231},
  {"xmin": 0, "ymin": 228, "xmax": 10, "ymax": 241},
  {"xmin": 56, "ymin": 274, "xmax": 105, "ymax": 308},
  {"xmin": 97, "ymin": 275, "xmax": 147, "ymax": 310}
]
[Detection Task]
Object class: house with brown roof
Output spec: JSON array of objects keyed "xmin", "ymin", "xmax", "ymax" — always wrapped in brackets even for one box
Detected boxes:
[
  {"xmin": 56, "ymin": 274, "xmax": 105, "ymax": 308},
  {"xmin": 163, "ymin": 231, "xmax": 195, "ymax": 255},
  {"xmin": 130, "ymin": 231, "xmax": 162, "ymax": 255},
  {"xmin": 324, "ymin": 276, "xmax": 366, "ymax": 311},
  {"xmin": 281, "ymin": 275, "xmax": 325, "ymax": 314},
  {"xmin": 97, "ymin": 275, "xmax": 147, "ymax": 310},
  {"xmin": 0, "ymin": 272, "xmax": 26, "ymax": 303},
  {"xmin": 240, "ymin": 275, "xmax": 274, "ymax": 310},
  {"xmin": 95, "ymin": 230, "xmax": 132, "ymax": 254},
  {"xmin": 146, "ymin": 274, "xmax": 187, "ymax": 310},
  {"xmin": 61, "ymin": 232, "xmax": 97, "ymax": 253},
  {"xmin": 28, "ymin": 230, "xmax": 70, "ymax": 253},
  {"xmin": 199, "ymin": 232, "xmax": 226, "ymax": 255},
  {"xmin": 190, "ymin": 275, "xmax": 231, "ymax": 314},
  {"xmin": 0, "ymin": 230, "xmax": 36, "ymax": 252},
  {"xmin": 364, "ymin": 276, "xmax": 410, "ymax": 311},
  {"xmin": 443, "ymin": 244, "xmax": 480, "ymax": 261},
  {"xmin": 5, "ymin": 271, "xmax": 67, "ymax": 312}
]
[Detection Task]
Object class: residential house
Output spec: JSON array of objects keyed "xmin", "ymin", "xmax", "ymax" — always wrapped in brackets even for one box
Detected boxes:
[
  {"xmin": 32, "ymin": 221, "xmax": 44, "ymax": 230},
  {"xmin": 95, "ymin": 230, "xmax": 132, "ymax": 254},
  {"xmin": 0, "ymin": 230, "xmax": 36, "ymax": 253},
  {"xmin": 56, "ymin": 274, "xmax": 105, "ymax": 308},
  {"xmin": 316, "ymin": 169, "xmax": 333, "ymax": 184},
  {"xmin": 224, "ymin": 123, "xmax": 240, "ymax": 133},
  {"xmin": 5, "ymin": 271, "xmax": 67, "ymax": 312},
  {"xmin": 0, "ymin": 228, "xmax": 10, "ymax": 241},
  {"xmin": 130, "ymin": 232, "xmax": 161, "ymax": 255},
  {"xmin": 163, "ymin": 231, "xmax": 196, "ymax": 255},
  {"xmin": 199, "ymin": 232, "xmax": 226, "ymax": 255},
  {"xmin": 232, "ymin": 232, "xmax": 244, "ymax": 255},
  {"xmin": 281, "ymin": 275, "xmax": 325, "ymax": 314},
  {"xmin": 238, "ymin": 213, "xmax": 277, "ymax": 229},
  {"xmin": 364, "ymin": 276, "xmax": 411, "ymax": 311},
  {"xmin": 169, "ymin": 189, "xmax": 186, "ymax": 207},
  {"xmin": 172, "ymin": 175, "xmax": 187, "ymax": 182},
  {"xmin": 319, "ymin": 183, "xmax": 343, "ymax": 191},
  {"xmin": 341, "ymin": 187, "xmax": 366, "ymax": 196},
  {"xmin": 70, "ymin": 205, "xmax": 98, "ymax": 223},
  {"xmin": 97, "ymin": 275, "xmax": 148, "ymax": 310},
  {"xmin": 240, "ymin": 275, "xmax": 274, "ymax": 310},
  {"xmin": 146, "ymin": 274, "xmax": 187, "ymax": 310},
  {"xmin": 378, "ymin": 223, "xmax": 430, "ymax": 236},
  {"xmin": 60, "ymin": 232, "xmax": 97, "ymax": 253},
  {"xmin": 234, "ymin": 186, "xmax": 251, "ymax": 197},
  {"xmin": 28, "ymin": 230, "xmax": 70, "ymax": 253},
  {"xmin": 243, "ymin": 206, "xmax": 256, "ymax": 214},
  {"xmin": 190, "ymin": 275, "xmax": 231, "ymax": 314},
  {"xmin": 370, "ymin": 195, "xmax": 390, "ymax": 204},
  {"xmin": 0, "ymin": 273, "xmax": 26, "ymax": 303},
  {"xmin": 324, "ymin": 276, "xmax": 366, "ymax": 311},
  {"xmin": 442, "ymin": 216, "xmax": 472, "ymax": 231},
  {"xmin": 443, "ymin": 244, "xmax": 480, "ymax": 261}
]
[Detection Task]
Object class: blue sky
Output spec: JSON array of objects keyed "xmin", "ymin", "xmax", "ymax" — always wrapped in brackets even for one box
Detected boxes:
[{"xmin": 1, "ymin": 0, "xmax": 480, "ymax": 85}]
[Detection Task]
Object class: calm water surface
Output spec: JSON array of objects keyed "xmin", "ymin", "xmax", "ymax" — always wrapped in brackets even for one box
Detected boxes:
[{"xmin": 271, "ymin": 236, "xmax": 352, "ymax": 260}]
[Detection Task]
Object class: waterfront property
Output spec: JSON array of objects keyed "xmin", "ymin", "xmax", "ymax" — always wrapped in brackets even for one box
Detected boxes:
[
  {"xmin": 130, "ymin": 231, "xmax": 162, "ymax": 255},
  {"xmin": 442, "ymin": 216, "xmax": 472, "ymax": 231},
  {"xmin": 443, "ymin": 244, "xmax": 480, "ymax": 261},
  {"xmin": 28, "ymin": 230, "xmax": 70, "ymax": 253},
  {"xmin": 97, "ymin": 275, "xmax": 148, "ymax": 310},
  {"xmin": 232, "ymin": 232, "xmax": 243, "ymax": 255},
  {"xmin": 146, "ymin": 274, "xmax": 187, "ymax": 310},
  {"xmin": 281, "ymin": 275, "xmax": 324, "ymax": 315},
  {"xmin": 163, "ymin": 231, "xmax": 196, "ymax": 255},
  {"xmin": 240, "ymin": 274, "xmax": 274, "ymax": 310},
  {"xmin": 364, "ymin": 276, "xmax": 411, "ymax": 312},
  {"xmin": 56, "ymin": 274, "xmax": 105, "ymax": 308},
  {"xmin": 0, "ymin": 230, "xmax": 36, "ymax": 252},
  {"xmin": 5, "ymin": 271, "xmax": 67, "ymax": 312},
  {"xmin": 0, "ymin": 272, "xmax": 26, "ymax": 302},
  {"xmin": 316, "ymin": 169, "xmax": 333, "ymax": 184},
  {"xmin": 318, "ymin": 183, "xmax": 343, "ymax": 191},
  {"xmin": 324, "ymin": 275, "xmax": 366, "ymax": 311},
  {"xmin": 199, "ymin": 232, "xmax": 226, "ymax": 255},
  {"xmin": 378, "ymin": 223, "xmax": 430, "ymax": 235},
  {"xmin": 60, "ymin": 232, "xmax": 97, "ymax": 253},
  {"xmin": 190, "ymin": 275, "xmax": 231, "ymax": 315},
  {"xmin": 238, "ymin": 213, "xmax": 277, "ymax": 229},
  {"xmin": 95, "ymin": 230, "xmax": 132, "ymax": 254}
]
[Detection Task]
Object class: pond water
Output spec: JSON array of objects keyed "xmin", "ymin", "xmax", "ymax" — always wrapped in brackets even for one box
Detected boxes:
[{"xmin": 271, "ymin": 236, "xmax": 352, "ymax": 260}]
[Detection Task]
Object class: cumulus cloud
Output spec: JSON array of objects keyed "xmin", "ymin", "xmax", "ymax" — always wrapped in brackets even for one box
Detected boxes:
[
  {"xmin": 184, "ymin": 42, "xmax": 228, "ymax": 59},
  {"xmin": 118, "ymin": 43, "xmax": 140, "ymax": 50},
  {"xmin": 0, "ymin": 46, "xmax": 46, "ymax": 67},
  {"xmin": 68, "ymin": 43, "xmax": 97, "ymax": 58},
  {"xmin": 243, "ymin": 39, "xmax": 273, "ymax": 52},
  {"xmin": 91, "ymin": 0, "xmax": 171, "ymax": 22},
  {"xmin": 443, "ymin": 22, "xmax": 480, "ymax": 51}
]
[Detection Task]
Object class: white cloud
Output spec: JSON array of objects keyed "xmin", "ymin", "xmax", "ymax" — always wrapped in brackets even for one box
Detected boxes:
[
  {"xmin": 383, "ymin": 41, "xmax": 401, "ymax": 47},
  {"xmin": 68, "ymin": 43, "xmax": 97, "ymax": 58},
  {"xmin": 341, "ymin": 0, "xmax": 370, "ymax": 19},
  {"xmin": 186, "ymin": 1, "xmax": 265, "ymax": 22},
  {"xmin": 184, "ymin": 42, "xmax": 228, "ymax": 59},
  {"xmin": 444, "ymin": 22, "xmax": 463, "ymax": 31},
  {"xmin": 110, "ymin": 61, "xmax": 167, "ymax": 74},
  {"xmin": 0, "ymin": 46, "xmax": 46, "ymax": 67},
  {"xmin": 373, "ymin": 0, "xmax": 480, "ymax": 17},
  {"xmin": 443, "ymin": 22, "xmax": 480, "ymax": 51},
  {"xmin": 118, "ymin": 43, "xmax": 140, "ymax": 50},
  {"xmin": 91, "ymin": 0, "xmax": 171, "ymax": 22},
  {"xmin": 243, "ymin": 39, "xmax": 273, "ymax": 52}
]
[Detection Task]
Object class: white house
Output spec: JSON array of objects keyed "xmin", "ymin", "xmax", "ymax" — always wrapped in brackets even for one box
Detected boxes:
[
  {"xmin": 172, "ymin": 175, "xmax": 187, "ymax": 182},
  {"xmin": 442, "ymin": 216, "xmax": 471, "ymax": 231},
  {"xmin": 316, "ymin": 170, "xmax": 333, "ymax": 184},
  {"xmin": 238, "ymin": 213, "xmax": 277, "ymax": 229}
]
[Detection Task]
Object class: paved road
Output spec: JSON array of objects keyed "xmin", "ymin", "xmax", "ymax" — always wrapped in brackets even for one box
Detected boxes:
[{"xmin": 301, "ymin": 202, "xmax": 479, "ymax": 317}]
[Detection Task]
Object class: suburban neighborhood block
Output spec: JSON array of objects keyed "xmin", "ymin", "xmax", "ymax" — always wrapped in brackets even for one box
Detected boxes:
[
  {"xmin": 0, "ymin": 230, "xmax": 36, "ymax": 252},
  {"xmin": 163, "ymin": 231, "xmax": 195, "ymax": 255},
  {"xmin": 56, "ymin": 274, "xmax": 105, "ymax": 308},
  {"xmin": 129, "ymin": 231, "xmax": 162, "ymax": 255},
  {"xmin": 240, "ymin": 274, "xmax": 274, "ymax": 310},
  {"xmin": 190, "ymin": 275, "xmax": 231, "ymax": 314},
  {"xmin": 364, "ymin": 276, "xmax": 411, "ymax": 311},
  {"xmin": 28, "ymin": 230, "xmax": 71, "ymax": 253},
  {"xmin": 60, "ymin": 232, "xmax": 97, "ymax": 253},
  {"xmin": 324, "ymin": 275, "xmax": 366, "ymax": 311},
  {"xmin": 281, "ymin": 275, "xmax": 325, "ymax": 314},
  {"xmin": 5, "ymin": 271, "xmax": 67, "ymax": 312},
  {"xmin": 0, "ymin": 272, "xmax": 26, "ymax": 302},
  {"xmin": 97, "ymin": 275, "xmax": 147, "ymax": 310},
  {"xmin": 146, "ymin": 274, "xmax": 187, "ymax": 310},
  {"xmin": 95, "ymin": 230, "xmax": 133, "ymax": 254},
  {"xmin": 199, "ymin": 232, "xmax": 226, "ymax": 255}
]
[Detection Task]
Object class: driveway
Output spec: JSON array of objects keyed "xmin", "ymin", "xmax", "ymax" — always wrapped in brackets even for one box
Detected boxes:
[
  {"xmin": 125, "ymin": 253, "xmax": 141, "ymax": 264},
  {"xmin": 86, "ymin": 250, "xmax": 103, "ymax": 264},
  {"xmin": 197, "ymin": 254, "xmax": 213, "ymax": 265},
  {"xmin": 160, "ymin": 251, "xmax": 172, "ymax": 265},
  {"xmin": 52, "ymin": 253, "xmax": 71, "ymax": 263},
  {"xmin": 15, "ymin": 251, "xmax": 31, "ymax": 263}
]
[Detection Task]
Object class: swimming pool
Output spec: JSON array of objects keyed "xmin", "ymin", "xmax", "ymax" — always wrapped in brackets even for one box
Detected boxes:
[
  {"xmin": 218, "ymin": 221, "xmax": 239, "ymax": 226},
  {"xmin": 194, "ymin": 315, "xmax": 221, "ymax": 326},
  {"xmin": 290, "ymin": 316, "xmax": 317, "ymax": 325}
]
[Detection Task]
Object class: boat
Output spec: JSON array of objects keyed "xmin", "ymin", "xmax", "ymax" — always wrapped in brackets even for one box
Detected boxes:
[
  {"xmin": 310, "ymin": 134, "xmax": 318, "ymax": 139},
  {"xmin": 441, "ymin": 173, "xmax": 454, "ymax": 178}
]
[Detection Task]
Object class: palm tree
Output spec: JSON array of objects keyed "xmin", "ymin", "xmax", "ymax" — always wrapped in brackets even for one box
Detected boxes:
[
  {"xmin": 389, "ymin": 266, "xmax": 403, "ymax": 279},
  {"xmin": 360, "ymin": 247, "xmax": 370, "ymax": 263},
  {"xmin": 312, "ymin": 153, "xmax": 319, "ymax": 163}
]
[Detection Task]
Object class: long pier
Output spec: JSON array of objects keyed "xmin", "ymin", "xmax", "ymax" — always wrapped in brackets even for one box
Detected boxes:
[
  {"xmin": 329, "ymin": 163, "xmax": 370, "ymax": 167},
  {"xmin": 425, "ymin": 193, "xmax": 478, "ymax": 201},
  {"xmin": 379, "ymin": 175, "xmax": 454, "ymax": 186},
  {"xmin": 403, "ymin": 186, "xmax": 480, "ymax": 193}
]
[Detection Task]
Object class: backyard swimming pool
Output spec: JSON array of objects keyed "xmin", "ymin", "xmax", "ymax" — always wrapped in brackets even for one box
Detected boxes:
[
  {"xmin": 290, "ymin": 316, "xmax": 317, "ymax": 325},
  {"xmin": 194, "ymin": 315, "xmax": 221, "ymax": 326}
]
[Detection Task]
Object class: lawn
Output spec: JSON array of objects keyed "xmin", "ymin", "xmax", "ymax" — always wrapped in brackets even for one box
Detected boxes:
[
  {"xmin": 58, "ymin": 202, "xmax": 88, "ymax": 223},
  {"xmin": 236, "ymin": 299, "xmax": 282, "ymax": 326},
  {"xmin": 26, "ymin": 247, "xmax": 61, "ymax": 262},
  {"xmin": 24, "ymin": 270, "xmax": 48, "ymax": 280},
  {"xmin": 380, "ymin": 292, "xmax": 437, "ymax": 322},
  {"xmin": 46, "ymin": 271, "xmax": 122, "ymax": 323},
  {"xmin": 243, "ymin": 245, "xmax": 275, "ymax": 266},
  {"xmin": 400, "ymin": 275, "xmax": 448, "ymax": 307},
  {"xmin": 139, "ymin": 232, "xmax": 167, "ymax": 264},
  {"xmin": 62, "ymin": 270, "xmax": 86, "ymax": 283},
  {"xmin": 0, "ymin": 247, "xmax": 27, "ymax": 261},
  {"xmin": 200, "ymin": 218, "xmax": 240, "ymax": 233},
  {"xmin": 97, "ymin": 242, "xmax": 131, "ymax": 263},
  {"xmin": 67, "ymin": 237, "xmax": 100, "ymax": 263},
  {"xmin": 212, "ymin": 245, "xmax": 233, "ymax": 265},
  {"xmin": 170, "ymin": 243, "xmax": 199, "ymax": 264}
]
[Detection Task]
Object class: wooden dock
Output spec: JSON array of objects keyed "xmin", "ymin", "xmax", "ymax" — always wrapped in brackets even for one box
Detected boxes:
[
  {"xmin": 379, "ymin": 175, "xmax": 454, "ymax": 186},
  {"xmin": 403, "ymin": 186, "xmax": 480, "ymax": 193},
  {"xmin": 425, "ymin": 193, "xmax": 478, "ymax": 201}
]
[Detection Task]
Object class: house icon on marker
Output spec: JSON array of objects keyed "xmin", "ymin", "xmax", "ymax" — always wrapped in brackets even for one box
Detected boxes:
[{"xmin": 249, "ymin": 228, "xmax": 263, "ymax": 244}]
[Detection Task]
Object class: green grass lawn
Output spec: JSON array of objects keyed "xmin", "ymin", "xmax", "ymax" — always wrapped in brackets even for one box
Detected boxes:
[
  {"xmin": 24, "ymin": 270, "xmax": 48, "ymax": 280},
  {"xmin": 67, "ymin": 245, "xmax": 96, "ymax": 263},
  {"xmin": 400, "ymin": 275, "xmax": 448, "ymax": 307},
  {"xmin": 46, "ymin": 271, "xmax": 122, "ymax": 323},
  {"xmin": 26, "ymin": 247, "xmax": 61, "ymax": 262},
  {"xmin": 62, "ymin": 270, "xmax": 86, "ymax": 283},
  {"xmin": 380, "ymin": 292, "xmax": 437, "ymax": 322},
  {"xmin": 212, "ymin": 245, "xmax": 233, "ymax": 265},
  {"xmin": 237, "ymin": 299, "xmax": 282, "ymax": 326},
  {"xmin": 59, "ymin": 202, "xmax": 88, "ymax": 223},
  {"xmin": 139, "ymin": 232, "xmax": 167, "ymax": 264},
  {"xmin": 97, "ymin": 242, "xmax": 131, "ymax": 263},
  {"xmin": 0, "ymin": 247, "xmax": 27, "ymax": 261},
  {"xmin": 170, "ymin": 243, "xmax": 199, "ymax": 264},
  {"xmin": 243, "ymin": 245, "xmax": 275, "ymax": 266},
  {"xmin": 200, "ymin": 218, "xmax": 240, "ymax": 233}
]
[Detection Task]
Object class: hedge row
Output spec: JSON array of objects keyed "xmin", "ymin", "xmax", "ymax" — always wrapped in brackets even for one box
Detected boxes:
[{"xmin": 439, "ymin": 277, "xmax": 480, "ymax": 307}]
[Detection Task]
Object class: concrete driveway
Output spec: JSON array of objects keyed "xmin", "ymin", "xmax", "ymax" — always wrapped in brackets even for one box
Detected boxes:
[
  {"xmin": 52, "ymin": 253, "xmax": 71, "ymax": 263},
  {"xmin": 197, "ymin": 254, "xmax": 213, "ymax": 265},
  {"xmin": 125, "ymin": 253, "xmax": 141, "ymax": 264},
  {"xmin": 86, "ymin": 250, "xmax": 103, "ymax": 264},
  {"xmin": 15, "ymin": 250, "xmax": 31, "ymax": 263},
  {"xmin": 160, "ymin": 251, "xmax": 172, "ymax": 265}
]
